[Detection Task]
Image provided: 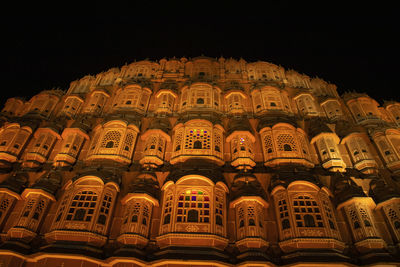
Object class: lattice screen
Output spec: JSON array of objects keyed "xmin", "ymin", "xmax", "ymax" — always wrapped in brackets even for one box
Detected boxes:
[
  {"xmin": 184, "ymin": 128, "xmax": 211, "ymax": 149},
  {"xmin": 292, "ymin": 194, "xmax": 323, "ymax": 228},
  {"xmin": 101, "ymin": 131, "xmax": 122, "ymax": 148},
  {"xmin": 277, "ymin": 134, "xmax": 297, "ymax": 151}
]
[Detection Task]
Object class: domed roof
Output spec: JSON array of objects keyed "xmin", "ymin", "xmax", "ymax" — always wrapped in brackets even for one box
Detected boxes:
[
  {"xmin": 0, "ymin": 172, "xmax": 29, "ymax": 194},
  {"xmin": 159, "ymin": 81, "xmax": 179, "ymax": 94},
  {"xmin": 230, "ymin": 172, "xmax": 267, "ymax": 201},
  {"xmin": 341, "ymin": 91, "xmax": 370, "ymax": 103},
  {"xmin": 176, "ymin": 114, "xmax": 222, "ymax": 126},
  {"xmin": 227, "ymin": 118, "xmax": 253, "ymax": 136},
  {"xmin": 308, "ymin": 119, "xmax": 333, "ymax": 139},
  {"xmin": 369, "ymin": 178, "xmax": 400, "ymax": 204},
  {"xmin": 148, "ymin": 118, "xmax": 171, "ymax": 133},
  {"xmin": 332, "ymin": 173, "xmax": 365, "ymax": 206},
  {"xmin": 128, "ymin": 171, "xmax": 160, "ymax": 200},
  {"xmin": 73, "ymin": 166, "xmax": 123, "ymax": 186},
  {"xmin": 103, "ymin": 114, "xmax": 141, "ymax": 128},
  {"xmin": 257, "ymin": 116, "xmax": 298, "ymax": 132},
  {"xmin": 269, "ymin": 169, "xmax": 323, "ymax": 191},
  {"xmin": 335, "ymin": 120, "xmax": 364, "ymax": 139},
  {"xmin": 70, "ymin": 118, "xmax": 92, "ymax": 133},
  {"xmin": 31, "ymin": 171, "xmax": 62, "ymax": 195},
  {"xmin": 165, "ymin": 159, "xmax": 225, "ymax": 185}
]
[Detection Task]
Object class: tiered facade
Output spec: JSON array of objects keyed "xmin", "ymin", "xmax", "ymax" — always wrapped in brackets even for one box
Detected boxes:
[{"xmin": 0, "ymin": 56, "xmax": 400, "ymax": 266}]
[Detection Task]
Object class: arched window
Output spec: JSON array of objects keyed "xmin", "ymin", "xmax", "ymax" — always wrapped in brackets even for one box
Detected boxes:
[
  {"xmin": 284, "ymin": 144, "xmax": 292, "ymax": 151},
  {"xmin": 101, "ymin": 131, "xmax": 121, "ymax": 148},
  {"xmin": 249, "ymin": 218, "xmax": 256, "ymax": 226},
  {"xmin": 277, "ymin": 134, "xmax": 297, "ymax": 152},
  {"xmin": 304, "ymin": 214, "xmax": 316, "ymax": 227},
  {"xmin": 193, "ymin": 140, "xmax": 202, "ymax": 149},
  {"xmin": 132, "ymin": 214, "xmax": 138, "ymax": 222},
  {"xmin": 197, "ymin": 98, "xmax": 204, "ymax": 104},
  {"xmin": 106, "ymin": 141, "xmax": 114, "ymax": 148}
]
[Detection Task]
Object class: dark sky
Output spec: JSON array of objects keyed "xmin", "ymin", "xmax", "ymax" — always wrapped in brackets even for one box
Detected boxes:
[{"xmin": 1, "ymin": 3, "xmax": 398, "ymax": 108}]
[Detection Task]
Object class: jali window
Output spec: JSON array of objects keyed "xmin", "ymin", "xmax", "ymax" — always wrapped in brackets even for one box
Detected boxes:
[
  {"xmin": 66, "ymin": 191, "xmax": 98, "ymax": 222},
  {"xmin": 292, "ymin": 195, "xmax": 323, "ymax": 228},
  {"xmin": 185, "ymin": 129, "xmax": 211, "ymax": 150},
  {"xmin": 177, "ymin": 189, "xmax": 210, "ymax": 223}
]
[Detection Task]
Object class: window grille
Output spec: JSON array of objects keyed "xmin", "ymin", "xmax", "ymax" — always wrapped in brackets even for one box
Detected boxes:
[
  {"xmin": 278, "ymin": 198, "xmax": 290, "ymax": 229},
  {"xmin": 176, "ymin": 189, "xmax": 210, "ymax": 223},
  {"xmin": 277, "ymin": 134, "xmax": 297, "ymax": 152},
  {"xmin": 292, "ymin": 195, "xmax": 323, "ymax": 228},
  {"xmin": 163, "ymin": 193, "xmax": 173, "ymax": 225},
  {"xmin": 184, "ymin": 129, "xmax": 211, "ymax": 150},
  {"xmin": 66, "ymin": 191, "xmax": 98, "ymax": 222},
  {"xmin": 101, "ymin": 131, "xmax": 122, "ymax": 148}
]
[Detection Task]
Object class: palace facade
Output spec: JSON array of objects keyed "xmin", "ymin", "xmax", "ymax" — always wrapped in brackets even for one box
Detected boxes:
[{"xmin": 0, "ymin": 56, "xmax": 400, "ymax": 266}]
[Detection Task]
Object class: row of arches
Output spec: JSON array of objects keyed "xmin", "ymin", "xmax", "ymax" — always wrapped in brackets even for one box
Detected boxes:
[
  {"xmin": 65, "ymin": 58, "xmax": 336, "ymax": 96},
  {"xmin": 4, "ymin": 85, "xmax": 400, "ymax": 128},
  {"xmin": 0, "ymin": 84, "xmax": 349, "ymax": 121},
  {"xmin": 1, "ymin": 119, "xmax": 400, "ymax": 175},
  {"xmin": 1, "ymin": 172, "xmax": 399, "ymax": 259}
]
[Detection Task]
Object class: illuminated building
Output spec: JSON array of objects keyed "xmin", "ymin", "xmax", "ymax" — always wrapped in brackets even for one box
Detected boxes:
[{"xmin": 0, "ymin": 56, "xmax": 400, "ymax": 266}]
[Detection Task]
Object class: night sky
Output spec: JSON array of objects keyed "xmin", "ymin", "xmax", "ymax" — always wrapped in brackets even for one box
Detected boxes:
[{"xmin": 1, "ymin": 4, "xmax": 398, "ymax": 108}]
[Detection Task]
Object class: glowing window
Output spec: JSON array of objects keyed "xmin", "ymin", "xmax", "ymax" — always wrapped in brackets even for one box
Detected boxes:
[{"xmin": 176, "ymin": 190, "xmax": 210, "ymax": 223}]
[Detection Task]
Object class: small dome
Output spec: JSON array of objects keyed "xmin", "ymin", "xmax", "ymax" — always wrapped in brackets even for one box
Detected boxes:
[
  {"xmin": 32, "ymin": 171, "xmax": 62, "ymax": 195},
  {"xmin": 165, "ymin": 159, "xmax": 225, "ymax": 185},
  {"xmin": 369, "ymin": 179, "xmax": 400, "ymax": 204},
  {"xmin": 128, "ymin": 171, "xmax": 160, "ymax": 200},
  {"xmin": 332, "ymin": 174, "xmax": 365, "ymax": 206},
  {"xmin": 230, "ymin": 173, "xmax": 267, "ymax": 201},
  {"xmin": 148, "ymin": 118, "xmax": 171, "ymax": 133},
  {"xmin": 257, "ymin": 117, "xmax": 297, "ymax": 132},
  {"xmin": 308, "ymin": 119, "xmax": 333, "ymax": 139},
  {"xmin": 227, "ymin": 118, "xmax": 252, "ymax": 136},
  {"xmin": 0, "ymin": 172, "xmax": 29, "ymax": 194}
]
